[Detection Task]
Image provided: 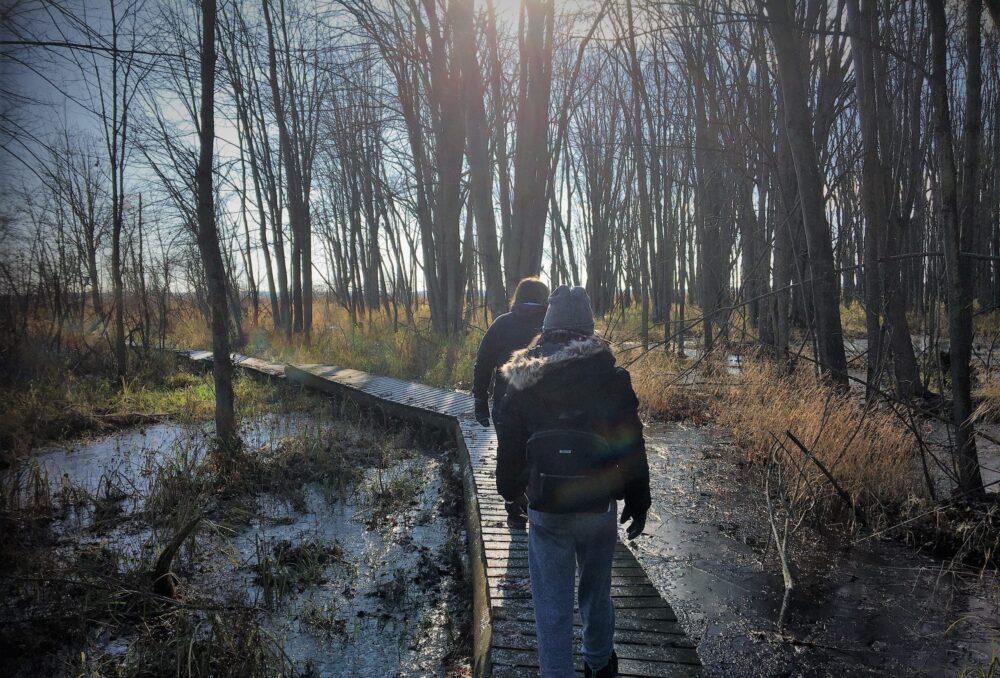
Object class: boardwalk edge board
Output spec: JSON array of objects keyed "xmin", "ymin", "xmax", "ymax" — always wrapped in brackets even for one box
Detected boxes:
[{"xmin": 174, "ymin": 348, "xmax": 701, "ymax": 677}]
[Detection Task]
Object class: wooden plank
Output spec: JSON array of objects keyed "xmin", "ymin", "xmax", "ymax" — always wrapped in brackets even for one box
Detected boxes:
[
  {"xmin": 495, "ymin": 614, "xmax": 686, "ymax": 637},
  {"xmin": 492, "ymin": 666, "xmax": 703, "ymax": 678},
  {"xmin": 498, "ymin": 606, "xmax": 679, "ymax": 625},
  {"xmin": 492, "ymin": 636, "xmax": 701, "ymax": 665},
  {"xmin": 492, "ymin": 649, "xmax": 702, "ymax": 677},
  {"xmin": 492, "ymin": 618, "xmax": 692, "ymax": 645}
]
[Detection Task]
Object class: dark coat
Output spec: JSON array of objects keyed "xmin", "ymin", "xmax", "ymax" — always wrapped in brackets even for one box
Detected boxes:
[
  {"xmin": 494, "ymin": 334, "xmax": 651, "ymax": 515},
  {"xmin": 472, "ymin": 303, "xmax": 546, "ymax": 417}
]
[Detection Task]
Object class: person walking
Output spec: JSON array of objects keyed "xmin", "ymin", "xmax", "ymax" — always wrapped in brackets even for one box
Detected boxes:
[
  {"xmin": 472, "ymin": 277, "xmax": 549, "ymax": 526},
  {"xmin": 472, "ymin": 277, "xmax": 549, "ymax": 426},
  {"xmin": 495, "ymin": 285, "xmax": 650, "ymax": 678}
]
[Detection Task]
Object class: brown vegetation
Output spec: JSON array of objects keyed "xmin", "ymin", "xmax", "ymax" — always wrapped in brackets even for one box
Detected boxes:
[{"xmin": 716, "ymin": 361, "xmax": 924, "ymax": 522}]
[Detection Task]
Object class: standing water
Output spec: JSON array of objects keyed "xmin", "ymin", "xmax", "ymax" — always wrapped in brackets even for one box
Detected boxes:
[
  {"xmin": 1, "ymin": 409, "xmax": 472, "ymax": 677},
  {"xmin": 632, "ymin": 422, "xmax": 998, "ymax": 677}
]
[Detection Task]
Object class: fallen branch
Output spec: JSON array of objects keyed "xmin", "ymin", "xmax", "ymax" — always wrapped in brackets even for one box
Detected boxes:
[
  {"xmin": 785, "ymin": 430, "xmax": 869, "ymax": 530},
  {"xmin": 152, "ymin": 513, "xmax": 206, "ymax": 598}
]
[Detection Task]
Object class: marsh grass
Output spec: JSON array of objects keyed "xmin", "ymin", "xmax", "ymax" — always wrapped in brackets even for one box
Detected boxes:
[
  {"xmin": 898, "ymin": 497, "xmax": 1000, "ymax": 569},
  {"xmin": 0, "ymin": 462, "xmax": 52, "ymax": 516},
  {"xmin": 359, "ymin": 466, "xmax": 423, "ymax": 528},
  {"xmin": 372, "ymin": 566, "xmax": 411, "ymax": 611},
  {"xmin": 253, "ymin": 536, "xmax": 347, "ymax": 607},
  {"xmin": 623, "ymin": 347, "xmax": 723, "ymax": 423},
  {"xmin": 838, "ymin": 301, "xmax": 1000, "ymax": 343},
  {"xmin": 716, "ymin": 361, "xmax": 924, "ymax": 525},
  {"xmin": 958, "ymin": 647, "xmax": 1000, "ymax": 678},
  {"xmin": 224, "ymin": 305, "xmax": 483, "ymax": 390},
  {"xmin": 596, "ymin": 302, "xmax": 705, "ymax": 344},
  {"xmin": 839, "ymin": 302, "xmax": 868, "ymax": 339},
  {"xmin": 166, "ymin": 302, "xmax": 711, "ymax": 393},
  {"xmin": 284, "ymin": 315, "xmax": 479, "ymax": 390},
  {"xmin": 89, "ymin": 464, "xmax": 135, "ymax": 528},
  {"xmin": 0, "ymin": 346, "xmax": 280, "ymax": 463},
  {"xmin": 300, "ymin": 598, "xmax": 348, "ymax": 639},
  {"xmin": 79, "ymin": 605, "xmax": 291, "ymax": 678},
  {"xmin": 252, "ymin": 533, "xmax": 291, "ymax": 607},
  {"xmin": 973, "ymin": 372, "xmax": 1000, "ymax": 424},
  {"xmin": 144, "ymin": 435, "xmax": 211, "ymax": 531},
  {"xmin": 248, "ymin": 427, "xmax": 366, "ymax": 503}
]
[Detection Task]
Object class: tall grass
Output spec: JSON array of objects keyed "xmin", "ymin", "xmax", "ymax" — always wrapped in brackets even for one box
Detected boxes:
[
  {"xmin": 839, "ymin": 302, "xmax": 868, "ymax": 339},
  {"xmin": 178, "ymin": 304, "xmax": 483, "ymax": 390},
  {"xmin": 0, "ymin": 462, "xmax": 52, "ymax": 515},
  {"xmin": 624, "ymin": 347, "xmax": 720, "ymax": 423},
  {"xmin": 715, "ymin": 361, "xmax": 924, "ymax": 522},
  {"xmin": 167, "ymin": 301, "xmax": 713, "ymax": 394},
  {"xmin": 596, "ymin": 301, "xmax": 705, "ymax": 345},
  {"xmin": 0, "ymin": 344, "xmax": 279, "ymax": 462}
]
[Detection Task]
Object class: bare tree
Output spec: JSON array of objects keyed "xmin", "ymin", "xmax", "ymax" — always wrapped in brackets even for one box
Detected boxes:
[
  {"xmin": 196, "ymin": 0, "xmax": 238, "ymax": 452},
  {"xmin": 765, "ymin": 0, "xmax": 849, "ymax": 388},
  {"xmin": 925, "ymin": 0, "xmax": 985, "ymax": 496},
  {"xmin": 507, "ymin": 0, "xmax": 554, "ymax": 287}
]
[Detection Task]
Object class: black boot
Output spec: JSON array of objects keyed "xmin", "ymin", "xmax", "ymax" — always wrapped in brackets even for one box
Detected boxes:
[{"xmin": 584, "ymin": 650, "xmax": 618, "ymax": 678}]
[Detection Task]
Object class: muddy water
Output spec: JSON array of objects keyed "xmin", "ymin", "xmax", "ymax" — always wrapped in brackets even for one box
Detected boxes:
[
  {"xmin": 207, "ymin": 459, "xmax": 465, "ymax": 677},
  {"xmin": 7, "ymin": 416, "xmax": 469, "ymax": 677},
  {"xmin": 633, "ymin": 422, "xmax": 999, "ymax": 677},
  {"xmin": 32, "ymin": 414, "xmax": 314, "ymax": 502}
]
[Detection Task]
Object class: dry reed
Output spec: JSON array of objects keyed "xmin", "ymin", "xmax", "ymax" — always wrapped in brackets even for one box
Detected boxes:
[
  {"xmin": 715, "ymin": 361, "xmax": 924, "ymax": 522},
  {"xmin": 623, "ymin": 347, "xmax": 719, "ymax": 423}
]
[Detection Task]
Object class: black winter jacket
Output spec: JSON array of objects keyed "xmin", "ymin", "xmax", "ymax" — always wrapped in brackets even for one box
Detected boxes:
[
  {"xmin": 472, "ymin": 303, "xmax": 546, "ymax": 417},
  {"xmin": 495, "ymin": 334, "xmax": 651, "ymax": 515}
]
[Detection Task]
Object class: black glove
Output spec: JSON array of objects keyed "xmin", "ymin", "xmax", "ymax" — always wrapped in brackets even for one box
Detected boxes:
[
  {"xmin": 505, "ymin": 494, "xmax": 528, "ymax": 529},
  {"xmin": 474, "ymin": 399, "xmax": 490, "ymax": 427},
  {"xmin": 620, "ymin": 504, "xmax": 647, "ymax": 540}
]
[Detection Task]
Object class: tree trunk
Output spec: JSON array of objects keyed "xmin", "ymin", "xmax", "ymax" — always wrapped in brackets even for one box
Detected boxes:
[
  {"xmin": 625, "ymin": 0, "xmax": 652, "ymax": 350},
  {"xmin": 926, "ymin": 0, "xmax": 984, "ymax": 496},
  {"xmin": 197, "ymin": 0, "xmax": 238, "ymax": 453},
  {"xmin": 262, "ymin": 0, "xmax": 311, "ymax": 343},
  {"xmin": 847, "ymin": 0, "xmax": 923, "ymax": 400},
  {"xmin": 508, "ymin": 0, "xmax": 554, "ymax": 287},
  {"xmin": 456, "ymin": 0, "xmax": 507, "ymax": 320},
  {"xmin": 766, "ymin": 0, "xmax": 849, "ymax": 387}
]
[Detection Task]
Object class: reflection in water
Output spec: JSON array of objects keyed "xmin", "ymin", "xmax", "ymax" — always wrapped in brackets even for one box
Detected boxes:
[
  {"xmin": 12, "ymin": 416, "xmax": 467, "ymax": 676},
  {"xmin": 630, "ymin": 422, "xmax": 999, "ymax": 677}
]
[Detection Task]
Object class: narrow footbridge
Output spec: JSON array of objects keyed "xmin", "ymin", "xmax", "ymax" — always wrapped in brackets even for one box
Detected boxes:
[{"xmin": 179, "ymin": 350, "xmax": 702, "ymax": 677}]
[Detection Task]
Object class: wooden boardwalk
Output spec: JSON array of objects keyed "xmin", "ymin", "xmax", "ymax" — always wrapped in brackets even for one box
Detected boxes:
[{"xmin": 179, "ymin": 350, "xmax": 702, "ymax": 677}]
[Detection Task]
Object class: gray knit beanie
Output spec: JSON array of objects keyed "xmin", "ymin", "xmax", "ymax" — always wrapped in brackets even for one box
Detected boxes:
[{"xmin": 542, "ymin": 285, "xmax": 595, "ymax": 335}]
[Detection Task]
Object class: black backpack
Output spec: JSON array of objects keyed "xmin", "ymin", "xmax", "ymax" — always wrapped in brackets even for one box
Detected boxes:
[{"xmin": 525, "ymin": 429, "xmax": 623, "ymax": 513}]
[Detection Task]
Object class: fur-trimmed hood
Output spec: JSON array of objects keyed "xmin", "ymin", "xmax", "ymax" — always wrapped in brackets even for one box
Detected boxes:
[{"xmin": 500, "ymin": 334, "xmax": 613, "ymax": 392}]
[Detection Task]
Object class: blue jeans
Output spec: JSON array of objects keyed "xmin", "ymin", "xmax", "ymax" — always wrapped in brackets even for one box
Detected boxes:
[{"xmin": 528, "ymin": 506, "xmax": 616, "ymax": 677}]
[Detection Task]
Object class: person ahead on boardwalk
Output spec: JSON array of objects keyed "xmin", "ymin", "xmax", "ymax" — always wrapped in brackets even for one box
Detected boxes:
[
  {"xmin": 472, "ymin": 277, "xmax": 549, "ymax": 430},
  {"xmin": 473, "ymin": 277, "xmax": 548, "ymax": 528},
  {"xmin": 495, "ymin": 285, "xmax": 650, "ymax": 678}
]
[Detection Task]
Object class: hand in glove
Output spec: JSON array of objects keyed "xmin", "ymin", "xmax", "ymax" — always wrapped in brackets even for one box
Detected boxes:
[
  {"xmin": 474, "ymin": 399, "xmax": 490, "ymax": 427},
  {"xmin": 505, "ymin": 494, "xmax": 528, "ymax": 528},
  {"xmin": 620, "ymin": 504, "xmax": 647, "ymax": 540}
]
